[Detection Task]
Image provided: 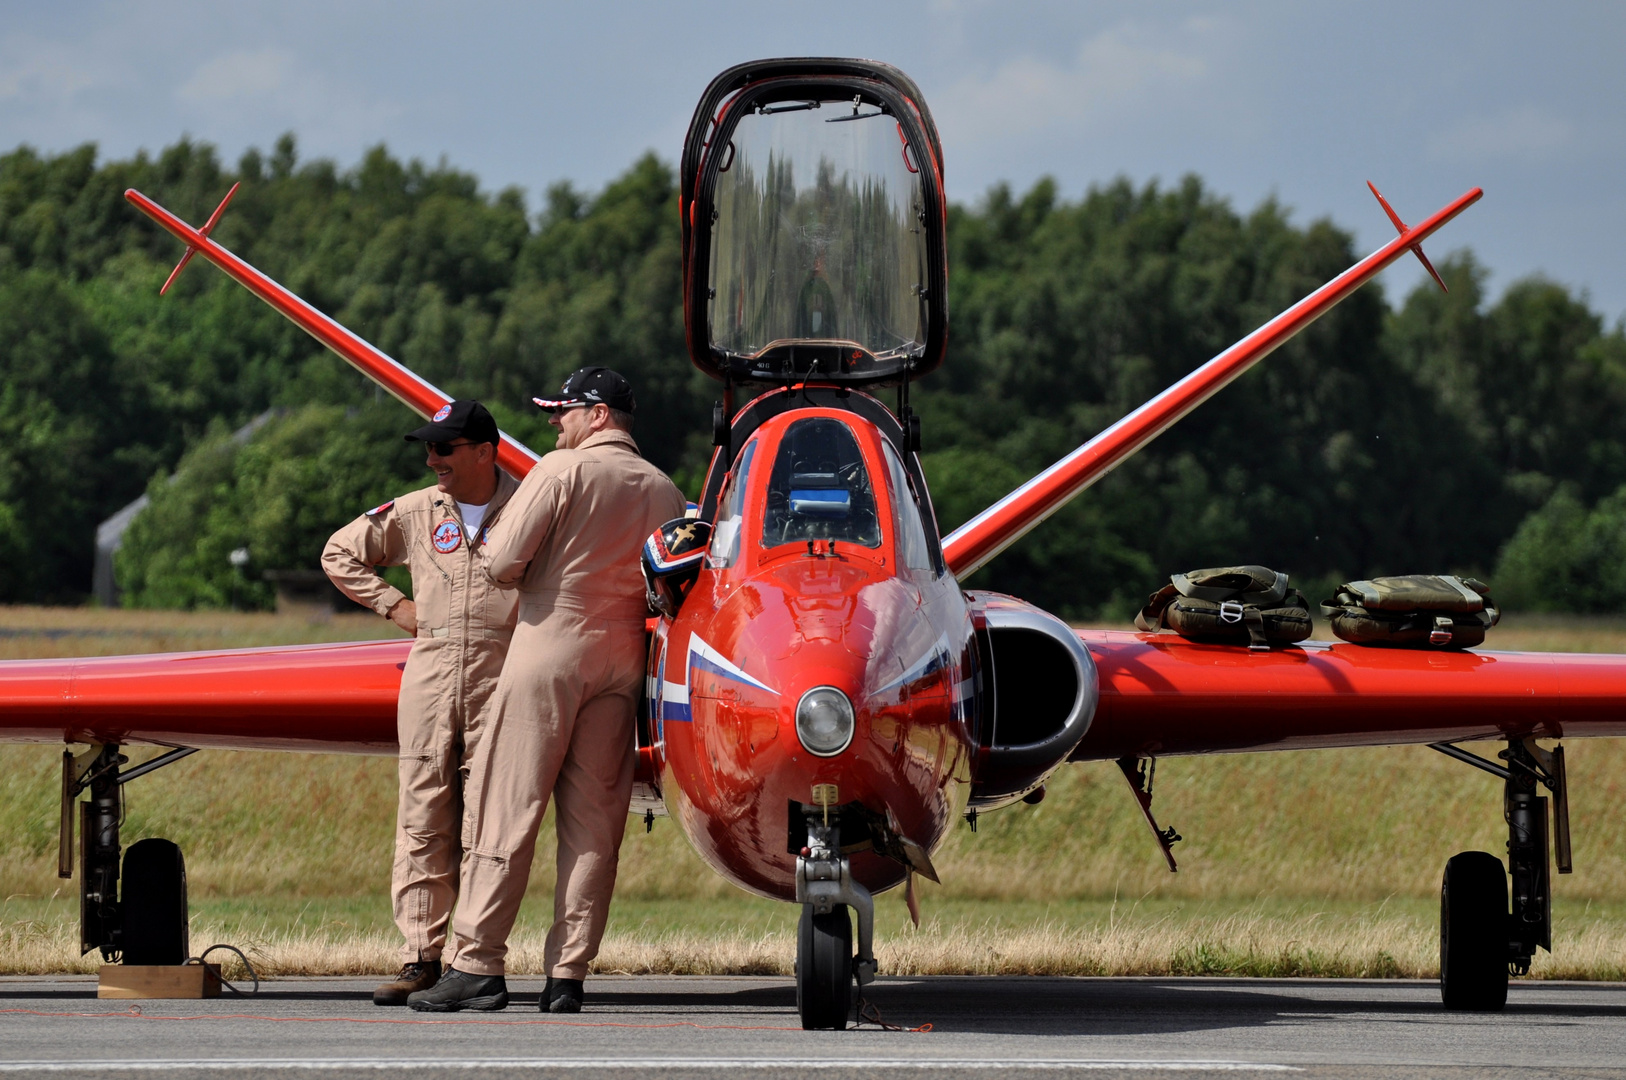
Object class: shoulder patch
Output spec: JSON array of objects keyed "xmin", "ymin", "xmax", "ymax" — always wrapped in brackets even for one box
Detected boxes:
[{"xmin": 365, "ymin": 499, "xmax": 396, "ymax": 517}]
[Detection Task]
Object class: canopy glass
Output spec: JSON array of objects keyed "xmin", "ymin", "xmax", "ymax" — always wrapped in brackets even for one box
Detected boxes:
[{"xmin": 708, "ymin": 100, "xmax": 928, "ymax": 367}]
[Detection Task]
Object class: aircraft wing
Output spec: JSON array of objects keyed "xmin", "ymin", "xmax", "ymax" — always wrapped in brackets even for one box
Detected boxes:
[
  {"xmin": 0, "ymin": 641, "xmax": 403, "ymax": 753},
  {"xmin": 2, "ymin": 630, "xmax": 1622, "ymax": 758},
  {"xmin": 1074, "ymin": 630, "xmax": 1626, "ymax": 760}
]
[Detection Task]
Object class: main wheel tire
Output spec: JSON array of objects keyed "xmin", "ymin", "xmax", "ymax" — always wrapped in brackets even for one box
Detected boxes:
[
  {"xmin": 1440, "ymin": 850, "xmax": 1508, "ymax": 1011},
  {"xmin": 796, "ymin": 904, "xmax": 853, "ymax": 1030},
  {"xmin": 121, "ymin": 838, "xmax": 189, "ymax": 966}
]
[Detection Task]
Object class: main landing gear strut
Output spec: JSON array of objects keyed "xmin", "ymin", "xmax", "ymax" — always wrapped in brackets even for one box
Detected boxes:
[
  {"xmin": 61, "ymin": 743, "xmax": 198, "ymax": 965},
  {"xmin": 1430, "ymin": 737, "xmax": 1570, "ymax": 1012},
  {"xmin": 794, "ymin": 813, "xmax": 877, "ymax": 1030}
]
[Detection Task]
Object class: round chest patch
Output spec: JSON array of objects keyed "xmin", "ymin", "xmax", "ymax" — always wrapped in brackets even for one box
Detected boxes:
[
  {"xmin": 432, "ymin": 520, "xmax": 463, "ymax": 554},
  {"xmin": 432, "ymin": 404, "xmax": 453, "ymax": 422}
]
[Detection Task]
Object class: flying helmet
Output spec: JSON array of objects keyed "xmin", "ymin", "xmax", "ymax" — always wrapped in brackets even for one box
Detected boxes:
[{"xmin": 642, "ymin": 516, "xmax": 713, "ymax": 618}]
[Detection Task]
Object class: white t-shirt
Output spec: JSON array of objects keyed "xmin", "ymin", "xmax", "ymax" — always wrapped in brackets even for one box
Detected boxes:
[{"xmin": 458, "ymin": 500, "xmax": 488, "ymax": 538}]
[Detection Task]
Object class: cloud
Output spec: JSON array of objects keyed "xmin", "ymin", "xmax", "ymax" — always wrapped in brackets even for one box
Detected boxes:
[
  {"xmin": 1429, "ymin": 105, "xmax": 1578, "ymax": 163},
  {"xmin": 932, "ymin": 19, "xmax": 1215, "ymax": 146},
  {"xmin": 172, "ymin": 46, "xmax": 403, "ymax": 152},
  {"xmin": 0, "ymin": 37, "xmax": 105, "ymax": 104},
  {"xmin": 176, "ymin": 48, "xmax": 299, "ymax": 104}
]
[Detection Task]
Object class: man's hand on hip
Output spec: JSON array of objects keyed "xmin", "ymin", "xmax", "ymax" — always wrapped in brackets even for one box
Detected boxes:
[{"xmin": 387, "ymin": 598, "xmax": 419, "ymax": 636}]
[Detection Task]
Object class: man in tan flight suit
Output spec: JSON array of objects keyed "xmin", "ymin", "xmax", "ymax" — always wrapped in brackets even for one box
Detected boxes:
[
  {"xmin": 408, "ymin": 367, "xmax": 685, "ymax": 1014},
  {"xmin": 322, "ymin": 400, "xmax": 520, "ymax": 1007}
]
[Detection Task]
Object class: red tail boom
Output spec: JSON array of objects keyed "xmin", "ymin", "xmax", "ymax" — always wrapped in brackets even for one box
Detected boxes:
[
  {"xmin": 125, "ymin": 188, "xmax": 542, "ymax": 480},
  {"xmin": 940, "ymin": 185, "xmax": 1483, "ymax": 580}
]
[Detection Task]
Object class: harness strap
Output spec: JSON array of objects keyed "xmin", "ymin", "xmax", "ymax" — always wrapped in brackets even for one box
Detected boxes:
[{"xmin": 1172, "ymin": 570, "xmax": 1289, "ymax": 606}]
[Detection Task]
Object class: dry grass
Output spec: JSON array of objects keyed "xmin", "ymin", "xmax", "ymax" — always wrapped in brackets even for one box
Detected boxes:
[
  {"xmin": 0, "ymin": 604, "xmax": 403, "ymax": 660},
  {"xmin": 5, "ymin": 605, "xmax": 1626, "ymax": 980},
  {"xmin": 8, "ymin": 740, "xmax": 1626, "ymax": 905},
  {"xmin": 6, "ymin": 896, "xmax": 1625, "ymax": 981},
  {"xmin": 1472, "ymin": 612, "xmax": 1626, "ymax": 654}
]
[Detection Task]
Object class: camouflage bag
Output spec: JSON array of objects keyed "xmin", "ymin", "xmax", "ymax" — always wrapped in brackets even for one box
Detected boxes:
[
  {"xmin": 1135, "ymin": 565, "xmax": 1313, "ymax": 651},
  {"xmin": 1320, "ymin": 575, "xmax": 1499, "ymax": 649}
]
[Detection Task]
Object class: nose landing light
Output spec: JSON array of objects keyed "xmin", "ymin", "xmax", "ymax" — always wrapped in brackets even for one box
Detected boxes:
[{"xmin": 796, "ymin": 686, "xmax": 855, "ymax": 756}]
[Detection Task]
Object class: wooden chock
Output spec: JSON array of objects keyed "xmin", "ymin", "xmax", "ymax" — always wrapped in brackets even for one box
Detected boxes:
[{"xmin": 98, "ymin": 963, "xmax": 220, "ymax": 999}]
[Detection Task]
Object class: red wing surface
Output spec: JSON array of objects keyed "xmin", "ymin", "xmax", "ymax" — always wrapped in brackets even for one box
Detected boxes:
[
  {"xmin": 0, "ymin": 641, "xmax": 402, "ymax": 752},
  {"xmin": 1077, "ymin": 630, "xmax": 1626, "ymax": 759},
  {"xmin": 6, "ymin": 629, "xmax": 1622, "ymax": 761}
]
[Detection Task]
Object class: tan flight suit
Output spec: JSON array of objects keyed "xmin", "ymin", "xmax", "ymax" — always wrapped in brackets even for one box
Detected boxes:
[
  {"xmin": 321, "ymin": 470, "xmax": 521, "ymax": 965},
  {"xmin": 449, "ymin": 428, "xmax": 685, "ymax": 979}
]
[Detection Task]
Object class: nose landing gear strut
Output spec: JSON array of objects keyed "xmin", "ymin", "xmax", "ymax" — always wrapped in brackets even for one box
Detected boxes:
[{"xmin": 794, "ymin": 818, "xmax": 877, "ymax": 1030}]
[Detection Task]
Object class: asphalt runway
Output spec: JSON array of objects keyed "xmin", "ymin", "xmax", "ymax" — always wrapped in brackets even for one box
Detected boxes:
[{"xmin": 2, "ymin": 975, "xmax": 1624, "ymax": 1079}]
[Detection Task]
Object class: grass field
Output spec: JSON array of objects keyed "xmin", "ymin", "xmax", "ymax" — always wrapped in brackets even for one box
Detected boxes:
[{"xmin": 4, "ymin": 605, "xmax": 1626, "ymax": 980}]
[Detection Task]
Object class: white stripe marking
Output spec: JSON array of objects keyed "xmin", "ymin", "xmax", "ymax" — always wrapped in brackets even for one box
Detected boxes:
[
  {"xmin": 0, "ymin": 1060, "xmax": 1300, "ymax": 1072},
  {"xmin": 688, "ymin": 634, "xmax": 776, "ymax": 694},
  {"xmin": 872, "ymin": 635, "xmax": 952, "ymax": 696}
]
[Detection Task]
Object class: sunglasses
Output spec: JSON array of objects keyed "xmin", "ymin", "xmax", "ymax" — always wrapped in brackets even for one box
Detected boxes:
[{"xmin": 427, "ymin": 440, "xmax": 478, "ymax": 456}]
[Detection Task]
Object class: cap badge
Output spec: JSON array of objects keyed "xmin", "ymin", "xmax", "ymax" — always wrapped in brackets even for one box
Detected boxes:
[
  {"xmin": 432, "ymin": 404, "xmax": 452, "ymax": 422},
  {"xmin": 432, "ymin": 519, "xmax": 463, "ymax": 554}
]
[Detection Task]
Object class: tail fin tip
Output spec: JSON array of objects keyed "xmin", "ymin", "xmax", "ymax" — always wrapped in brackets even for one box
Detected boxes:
[
  {"xmin": 157, "ymin": 182, "xmax": 242, "ymax": 296},
  {"xmin": 1367, "ymin": 180, "xmax": 1448, "ymax": 294}
]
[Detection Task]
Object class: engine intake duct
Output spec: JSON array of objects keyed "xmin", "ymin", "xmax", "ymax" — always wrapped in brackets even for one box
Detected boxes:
[{"xmin": 967, "ymin": 593, "xmax": 1099, "ymax": 809}]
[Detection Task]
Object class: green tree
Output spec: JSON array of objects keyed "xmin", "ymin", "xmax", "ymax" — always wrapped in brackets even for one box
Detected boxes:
[
  {"xmin": 1494, "ymin": 484, "xmax": 1626, "ymax": 613},
  {"xmin": 922, "ymin": 176, "xmax": 1497, "ymax": 617},
  {"xmin": 117, "ymin": 403, "xmax": 425, "ymax": 609},
  {"xmin": 10, "ymin": 136, "xmax": 1626, "ymax": 614},
  {"xmin": 0, "ymin": 269, "xmax": 164, "ymax": 601}
]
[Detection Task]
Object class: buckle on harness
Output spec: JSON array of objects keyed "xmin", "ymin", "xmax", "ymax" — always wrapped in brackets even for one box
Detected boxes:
[{"xmin": 1219, "ymin": 600, "xmax": 1245, "ymax": 624}]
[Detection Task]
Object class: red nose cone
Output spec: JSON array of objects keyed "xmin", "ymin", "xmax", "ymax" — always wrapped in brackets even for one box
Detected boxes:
[{"xmin": 659, "ymin": 561, "xmax": 970, "ymax": 900}]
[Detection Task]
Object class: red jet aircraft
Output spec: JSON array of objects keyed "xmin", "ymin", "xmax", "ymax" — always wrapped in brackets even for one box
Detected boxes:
[{"xmin": 2, "ymin": 58, "xmax": 1619, "ymax": 1029}]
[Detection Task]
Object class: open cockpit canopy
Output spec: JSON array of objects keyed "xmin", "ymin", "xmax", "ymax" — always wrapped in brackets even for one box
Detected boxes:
[{"xmin": 682, "ymin": 59, "xmax": 948, "ymax": 391}]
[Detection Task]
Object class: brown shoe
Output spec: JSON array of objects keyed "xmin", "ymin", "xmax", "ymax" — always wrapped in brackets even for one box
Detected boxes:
[{"xmin": 374, "ymin": 959, "xmax": 442, "ymax": 1006}]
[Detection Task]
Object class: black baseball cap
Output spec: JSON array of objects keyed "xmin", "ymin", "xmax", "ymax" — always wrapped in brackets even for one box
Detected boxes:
[
  {"xmin": 405, "ymin": 400, "xmax": 500, "ymax": 446},
  {"xmin": 533, "ymin": 366, "xmax": 636, "ymax": 414}
]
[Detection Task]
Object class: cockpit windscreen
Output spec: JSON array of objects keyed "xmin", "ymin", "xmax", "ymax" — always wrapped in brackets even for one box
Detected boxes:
[{"xmin": 762, "ymin": 418, "xmax": 882, "ymax": 549}]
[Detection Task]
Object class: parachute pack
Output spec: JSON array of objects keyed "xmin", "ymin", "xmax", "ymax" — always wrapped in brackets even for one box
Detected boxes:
[
  {"xmin": 1134, "ymin": 565, "xmax": 1313, "ymax": 651},
  {"xmin": 1320, "ymin": 575, "xmax": 1499, "ymax": 650}
]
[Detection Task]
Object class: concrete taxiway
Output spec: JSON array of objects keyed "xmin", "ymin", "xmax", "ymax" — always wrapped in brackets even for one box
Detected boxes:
[{"xmin": 1, "ymin": 975, "xmax": 1624, "ymax": 1079}]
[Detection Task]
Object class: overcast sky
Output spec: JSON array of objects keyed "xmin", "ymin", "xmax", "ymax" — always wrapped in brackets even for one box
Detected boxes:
[{"xmin": 4, "ymin": 1, "xmax": 1622, "ymax": 323}]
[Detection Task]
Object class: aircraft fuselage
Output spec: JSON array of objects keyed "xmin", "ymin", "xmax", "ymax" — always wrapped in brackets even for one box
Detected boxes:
[{"xmin": 652, "ymin": 405, "xmax": 975, "ymax": 899}]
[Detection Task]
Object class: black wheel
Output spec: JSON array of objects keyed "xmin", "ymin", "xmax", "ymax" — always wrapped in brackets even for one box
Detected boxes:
[
  {"xmin": 796, "ymin": 903, "xmax": 853, "ymax": 1030},
  {"xmin": 1441, "ymin": 850, "xmax": 1508, "ymax": 1011},
  {"xmin": 121, "ymin": 838, "xmax": 189, "ymax": 966}
]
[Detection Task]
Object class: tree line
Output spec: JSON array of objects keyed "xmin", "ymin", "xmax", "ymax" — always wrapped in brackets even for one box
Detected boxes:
[{"xmin": 1, "ymin": 137, "xmax": 1622, "ymax": 616}]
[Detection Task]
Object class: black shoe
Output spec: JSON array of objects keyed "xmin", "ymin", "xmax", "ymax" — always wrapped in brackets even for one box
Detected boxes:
[
  {"xmin": 374, "ymin": 959, "xmax": 442, "ymax": 1006},
  {"xmin": 542, "ymin": 976, "xmax": 583, "ymax": 1013},
  {"xmin": 407, "ymin": 967, "xmax": 509, "ymax": 1012}
]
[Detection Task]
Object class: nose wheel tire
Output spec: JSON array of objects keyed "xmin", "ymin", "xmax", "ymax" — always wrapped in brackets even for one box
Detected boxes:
[
  {"xmin": 121, "ymin": 838, "xmax": 189, "ymax": 966},
  {"xmin": 796, "ymin": 903, "xmax": 853, "ymax": 1030},
  {"xmin": 1440, "ymin": 850, "xmax": 1508, "ymax": 1011}
]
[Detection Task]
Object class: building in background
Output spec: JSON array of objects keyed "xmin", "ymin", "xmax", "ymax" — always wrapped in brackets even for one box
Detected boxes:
[{"xmin": 92, "ymin": 410, "xmax": 281, "ymax": 608}]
